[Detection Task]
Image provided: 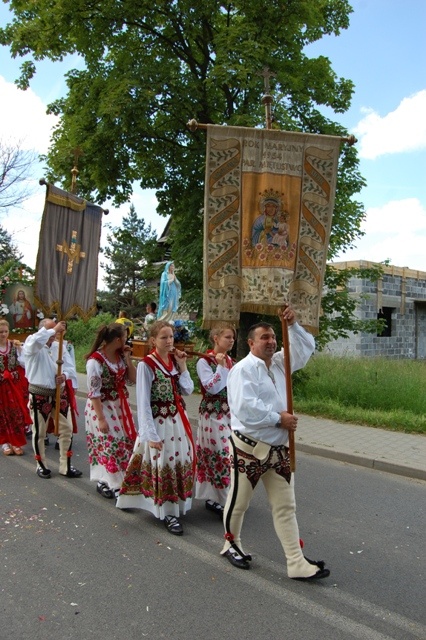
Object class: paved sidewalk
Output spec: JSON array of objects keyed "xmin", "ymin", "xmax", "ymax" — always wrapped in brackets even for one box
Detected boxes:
[{"xmin": 76, "ymin": 373, "xmax": 426, "ymax": 482}]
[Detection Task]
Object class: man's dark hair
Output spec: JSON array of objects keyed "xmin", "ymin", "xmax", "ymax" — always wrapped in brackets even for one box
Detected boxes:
[{"xmin": 247, "ymin": 322, "xmax": 274, "ymax": 341}]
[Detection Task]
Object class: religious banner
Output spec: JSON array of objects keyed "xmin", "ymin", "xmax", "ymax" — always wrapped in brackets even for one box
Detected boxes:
[
  {"xmin": 202, "ymin": 124, "xmax": 342, "ymax": 334},
  {"xmin": 34, "ymin": 184, "xmax": 103, "ymax": 320},
  {"xmin": 0, "ymin": 265, "xmax": 36, "ymax": 335}
]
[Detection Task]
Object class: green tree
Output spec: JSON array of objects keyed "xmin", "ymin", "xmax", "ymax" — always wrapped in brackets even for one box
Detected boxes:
[
  {"xmin": 1, "ymin": 0, "xmax": 381, "ymax": 342},
  {"xmin": 0, "ymin": 226, "xmax": 23, "ymax": 265},
  {"xmin": 318, "ymin": 262, "xmax": 385, "ymax": 350},
  {"xmin": 99, "ymin": 203, "xmax": 162, "ymax": 317}
]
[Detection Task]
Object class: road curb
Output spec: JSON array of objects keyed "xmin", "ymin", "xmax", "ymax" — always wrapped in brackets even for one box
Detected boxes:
[{"xmin": 296, "ymin": 443, "xmax": 426, "ymax": 481}]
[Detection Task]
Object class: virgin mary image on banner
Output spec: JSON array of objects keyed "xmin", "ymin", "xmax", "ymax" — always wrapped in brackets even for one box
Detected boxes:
[
  {"xmin": 7, "ymin": 285, "xmax": 34, "ymax": 330},
  {"xmin": 246, "ymin": 187, "xmax": 297, "ymax": 267}
]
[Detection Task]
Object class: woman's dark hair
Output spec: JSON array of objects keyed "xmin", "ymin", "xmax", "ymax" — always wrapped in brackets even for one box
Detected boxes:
[{"xmin": 85, "ymin": 322, "xmax": 126, "ymax": 359}]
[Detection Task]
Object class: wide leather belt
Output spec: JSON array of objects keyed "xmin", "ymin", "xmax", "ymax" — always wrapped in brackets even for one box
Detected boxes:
[
  {"xmin": 233, "ymin": 430, "xmax": 258, "ymax": 448},
  {"xmin": 29, "ymin": 384, "xmax": 56, "ymax": 396},
  {"xmin": 233, "ymin": 429, "xmax": 287, "ymax": 453}
]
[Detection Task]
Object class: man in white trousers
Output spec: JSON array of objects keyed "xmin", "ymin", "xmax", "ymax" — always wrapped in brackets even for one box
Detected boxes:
[
  {"xmin": 221, "ymin": 306, "xmax": 330, "ymax": 581},
  {"xmin": 23, "ymin": 318, "xmax": 82, "ymax": 480}
]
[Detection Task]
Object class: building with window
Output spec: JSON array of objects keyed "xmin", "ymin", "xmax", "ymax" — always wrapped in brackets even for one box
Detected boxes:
[{"xmin": 325, "ymin": 261, "xmax": 426, "ymax": 359}]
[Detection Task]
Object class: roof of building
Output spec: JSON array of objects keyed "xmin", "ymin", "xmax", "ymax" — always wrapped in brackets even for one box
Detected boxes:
[{"xmin": 329, "ymin": 260, "xmax": 426, "ymax": 280}]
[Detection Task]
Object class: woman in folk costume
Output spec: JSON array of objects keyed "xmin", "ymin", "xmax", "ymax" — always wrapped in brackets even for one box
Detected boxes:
[
  {"xmin": 157, "ymin": 261, "xmax": 181, "ymax": 321},
  {"xmin": 0, "ymin": 319, "xmax": 32, "ymax": 456},
  {"xmin": 117, "ymin": 320, "xmax": 195, "ymax": 536},
  {"xmin": 195, "ymin": 321, "xmax": 236, "ymax": 516},
  {"xmin": 85, "ymin": 323, "xmax": 137, "ymax": 499}
]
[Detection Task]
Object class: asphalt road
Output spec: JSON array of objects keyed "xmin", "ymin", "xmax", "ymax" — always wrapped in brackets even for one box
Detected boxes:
[{"xmin": 1, "ymin": 397, "xmax": 425, "ymax": 640}]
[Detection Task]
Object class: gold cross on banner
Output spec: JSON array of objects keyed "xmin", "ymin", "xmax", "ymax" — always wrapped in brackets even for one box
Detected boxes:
[{"xmin": 56, "ymin": 230, "xmax": 86, "ymax": 274}]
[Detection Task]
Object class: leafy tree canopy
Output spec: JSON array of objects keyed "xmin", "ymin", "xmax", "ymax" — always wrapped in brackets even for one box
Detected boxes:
[
  {"xmin": 1, "ymin": 1, "xmax": 356, "ymax": 194},
  {"xmin": 1, "ymin": 0, "xmax": 381, "ymax": 343}
]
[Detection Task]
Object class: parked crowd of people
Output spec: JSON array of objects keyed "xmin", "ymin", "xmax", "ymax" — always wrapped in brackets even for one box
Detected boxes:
[{"xmin": 1, "ymin": 307, "xmax": 330, "ymax": 582}]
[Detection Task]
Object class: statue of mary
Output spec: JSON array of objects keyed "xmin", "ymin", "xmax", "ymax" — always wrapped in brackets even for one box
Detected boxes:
[{"xmin": 157, "ymin": 261, "xmax": 182, "ymax": 321}]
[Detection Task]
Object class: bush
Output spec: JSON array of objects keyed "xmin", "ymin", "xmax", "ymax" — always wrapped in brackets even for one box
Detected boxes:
[{"xmin": 65, "ymin": 313, "xmax": 114, "ymax": 372}]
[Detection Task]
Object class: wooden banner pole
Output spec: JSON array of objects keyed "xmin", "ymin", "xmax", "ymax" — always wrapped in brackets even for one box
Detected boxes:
[
  {"xmin": 280, "ymin": 311, "xmax": 296, "ymax": 472},
  {"xmin": 53, "ymin": 332, "xmax": 64, "ymax": 437}
]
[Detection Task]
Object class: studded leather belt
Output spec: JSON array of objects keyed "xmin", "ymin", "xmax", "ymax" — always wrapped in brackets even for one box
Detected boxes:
[{"xmin": 233, "ymin": 429, "xmax": 287, "ymax": 452}]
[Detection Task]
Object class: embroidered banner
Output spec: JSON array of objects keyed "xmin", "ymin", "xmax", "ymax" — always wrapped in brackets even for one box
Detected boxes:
[
  {"xmin": 34, "ymin": 184, "xmax": 103, "ymax": 320},
  {"xmin": 202, "ymin": 124, "xmax": 342, "ymax": 333}
]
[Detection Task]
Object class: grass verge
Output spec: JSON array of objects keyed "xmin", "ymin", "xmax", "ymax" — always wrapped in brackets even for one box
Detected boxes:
[{"xmin": 293, "ymin": 354, "xmax": 426, "ymax": 434}]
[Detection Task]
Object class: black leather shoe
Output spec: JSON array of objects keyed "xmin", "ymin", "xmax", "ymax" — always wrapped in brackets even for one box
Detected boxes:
[
  {"xmin": 164, "ymin": 516, "xmax": 183, "ymax": 536},
  {"xmin": 224, "ymin": 549, "xmax": 251, "ymax": 570},
  {"xmin": 292, "ymin": 567, "xmax": 330, "ymax": 581},
  {"xmin": 96, "ymin": 482, "xmax": 115, "ymax": 499},
  {"xmin": 62, "ymin": 467, "xmax": 83, "ymax": 478},
  {"xmin": 205, "ymin": 500, "xmax": 224, "ymax": 516},
  {"xmin": 305, "ymin": 557, "xmax": 325, "ymax": 570},
  {"xmin": 36, "ymin": 467, "xmax": 51, "ymax": 479}
]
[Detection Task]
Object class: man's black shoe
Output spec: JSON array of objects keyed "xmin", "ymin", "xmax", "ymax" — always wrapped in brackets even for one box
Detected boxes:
[
  {"xmin": 305, "ymin": 557, "xmax": 325, "ymax": 570},
  {"xmin": 36, "ymin": 467, "xmax": 51, "ymax": 479},
  {"xmin": 292, "ymin": 567, "xmax": 330, "ymax": 581},
  {"xmin": 224, "ymin": 549, "xmax": 251, "ymax": 570},
  {"xmin": 62, "ymin": 467, "xmax": 83, "ymax": 478}
]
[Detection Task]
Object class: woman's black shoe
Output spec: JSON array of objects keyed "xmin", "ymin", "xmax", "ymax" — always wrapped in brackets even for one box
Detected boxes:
[
  {"xmin": 223, "ymin": 549, "xmax": 251, "ymax": 570},
  {"xmin": 205, "ymin": 500, "xmax": 224, "ymax": 516},
  {"xmin": 164, "ymin": 516, "xmax": 183, "ymax": 536},
  {"xmin": 97, "ymin": 482, "xmax": 114, "ymax": 498}
]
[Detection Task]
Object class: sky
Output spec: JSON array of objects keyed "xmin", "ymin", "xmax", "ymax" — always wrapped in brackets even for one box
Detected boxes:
[{"xmin": 0, "ymin": 0, "xmax": 425, "ymax": 283}]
